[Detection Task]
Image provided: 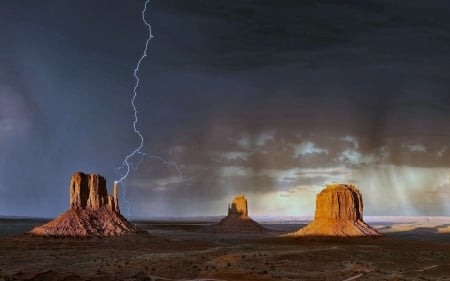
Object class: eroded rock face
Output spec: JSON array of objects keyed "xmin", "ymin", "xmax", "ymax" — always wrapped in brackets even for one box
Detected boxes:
[
  {"xmin": 290, "ymin": 184, "xmax": 380, "ymax": 237},
  {"xmin": 31, "ymin": 172, "xmax": 137, "ymax": 237},
  {"xmin": 87, "ymin": 174, "xmax": 107, "ymax": 211},
  {"xmin": 314, "ymin": 184, "xmax": 363, "ymax": 221},
  {"xmin": 69, "ymin": 172, "xmax": 89, "ymax": 209},
  {"xmin": 228, "ymin": 195, "xmax": 248, "ymax": 217},
  {"xmin": 207, "ymin": 195, "xmax": 267, "ymax": 234},
  {"xmin": 69, "ymin": 172, "xmax": 109, "ymax": 211}
]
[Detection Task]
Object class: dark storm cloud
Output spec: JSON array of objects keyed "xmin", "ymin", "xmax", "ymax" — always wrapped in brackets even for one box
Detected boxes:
[
  {"xmin": 0, "ymin": 0, "xmax": 149, "ymax": 215},
  {"xmin": 151, "ymin": 0, "xmax": 450, "ymax": 71},
  {"xmin": 133, "ymin": 0, "xmax": 450, "ymax": 214},
  {"xmin": 1, "ymin": 0, "xmax": 450, "ymax": 217}
]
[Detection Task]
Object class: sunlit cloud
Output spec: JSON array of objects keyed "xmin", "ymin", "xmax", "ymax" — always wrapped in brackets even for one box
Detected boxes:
[
  {"xmin": 339, "ymin": 135, "xmax": 359, "ymax": 148},
  {"xmin": 219, "ymin": 166, "xmax": 249, "ymax": 177},
  {"xmin": 286, "ymin": 184, "xmax": 323, "ymax": 195},
  {"xmin": 402, "ymin": 143, "xmax": 427, "ymax": 153},
  {"xmin": 337, "ymin": 146, "xmax": 389, "ymax": 166},
  {"xmin": 337, "ymin": 149, "xmax": 376, "ymax": 165},
  {"xmin": 236, "ymin": 136, "xmax": 251, "ymax": 149},
  {"xmin": 294, "ymin": 141, "xmax": 328, "ymax": 157},
  {"xmin": 256, "ymin": 167, "xmax": 353, "ymax": 195},
  {"xmin": 221, "ymin": 151, "xmax": 250, "ymax": 161},
  {"xmin": 255, "ymin": 130, "xmax": 275, "ymax": 146}
]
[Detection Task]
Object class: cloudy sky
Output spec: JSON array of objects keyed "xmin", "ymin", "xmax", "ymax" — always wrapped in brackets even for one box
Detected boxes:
[{"xmin": 1, "ymin": 0, "xmax": 450, "ymax": 217}]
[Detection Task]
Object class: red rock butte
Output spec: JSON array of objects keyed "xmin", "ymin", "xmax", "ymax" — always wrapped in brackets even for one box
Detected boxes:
[
  {"xmin": 30, "ymin": 172, "xmax": 138, "ymax": 237},
  {"xmin": 228, "ymin": 195, "xmax": 249, "ymax": 217},
  {"xmin": 207, "ymin": 195, "xmax": 267, "ymax": 234},
  {"xmin": 290, "ymin": 184, "xmax": 380, "ymax": 237}
]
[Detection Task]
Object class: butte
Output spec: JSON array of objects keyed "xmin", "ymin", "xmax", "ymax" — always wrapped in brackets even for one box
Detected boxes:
[
  {"xmin": 30, "ymin": 172, "xmax": 138, "ymax": 237},
  {"xmin": 289, "ymin": 184, "xmax": 380, "ymax": 237},
  {"xmin": 206, "ymin": 195, "xmax": 267, "ymax": 234}
]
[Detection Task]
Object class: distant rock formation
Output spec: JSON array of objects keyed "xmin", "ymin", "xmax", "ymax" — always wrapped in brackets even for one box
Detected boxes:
[
  {"xmin": 30, "ymin": 172, "xmax": 138, "ymax": 237},
  {"xmin": 228, "ymin": 195, "xmax": 248, "ymax": 217},
  {"xmin": 290, "ymin": 184, "xmax": 380, "ymax": 237},
  {"xmin": 206, "ymin": 195, "xmax": 267, "ymax": 234}
]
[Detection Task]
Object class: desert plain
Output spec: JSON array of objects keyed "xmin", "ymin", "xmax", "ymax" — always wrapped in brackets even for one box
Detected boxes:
[{"xmin": 1, "ymin": 216, "xmax": 450, "ymax": 281}]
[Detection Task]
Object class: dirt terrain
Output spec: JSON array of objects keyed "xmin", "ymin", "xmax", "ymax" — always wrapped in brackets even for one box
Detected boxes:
[{"xmin": 1, "ymin": 217, "xmax": 450, "ymax": 281}]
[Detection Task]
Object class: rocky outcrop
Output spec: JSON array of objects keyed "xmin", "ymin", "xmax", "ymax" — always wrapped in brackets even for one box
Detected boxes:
[
  {"xmin": 314, "ymin": 183, "xmax": 363, "ymax": 221},
  {"xmin": 69, "ymin": 173, "xmax": 120, "ymax": 213},
  {"xmin": 30, "ymin": 172, "xmax": 137, "ymax": 237},
  {"xmin": 290, "ymin": 184, "xmax": 380, "ymax": 237},
  {"xmin": 228, "ymin": 195, "xmax": 248, "ymax": 217},
  {"xmin": 69, "ymin": 172, "xmax": 109, "ymax": 211},
  {"xmin": 206, "ymin": 195, "xmax": 267, "ymax": 234}
]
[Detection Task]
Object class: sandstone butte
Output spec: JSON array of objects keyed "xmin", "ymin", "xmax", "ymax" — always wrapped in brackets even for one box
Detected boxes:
[
  {"xmin": 208, "ymin": 195, "xmax": 267, "ymax": 234},
  {"xmin": 290, "ymin": 184, "xmax": 380, "ymax": 237},
  {"xmin": 30, "ymin": 172, "xmax": 138, "ymax": 237}
]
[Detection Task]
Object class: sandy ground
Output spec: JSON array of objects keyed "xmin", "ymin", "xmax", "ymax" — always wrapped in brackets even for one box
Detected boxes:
[{"xmin": 1, "ymin": 217, "xmax": 450, "ymax": 280}]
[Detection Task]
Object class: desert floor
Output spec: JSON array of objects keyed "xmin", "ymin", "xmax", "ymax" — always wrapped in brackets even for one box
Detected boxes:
[{"xmin": 1, "ymin": 217, "xmax": 450, "ymax": 281}]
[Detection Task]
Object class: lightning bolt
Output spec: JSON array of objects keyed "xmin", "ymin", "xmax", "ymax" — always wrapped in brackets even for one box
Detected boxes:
[
  {"xmin": 115, "ymin": 0, "xmax": 182, "ymax": 215},
  {"xmin": 116, "ymin": 0, "xmax": 152, "ymax": 185},
  {"xmin": 114, "ymin": 1, "xmax": 223, "ymax": 215}
]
